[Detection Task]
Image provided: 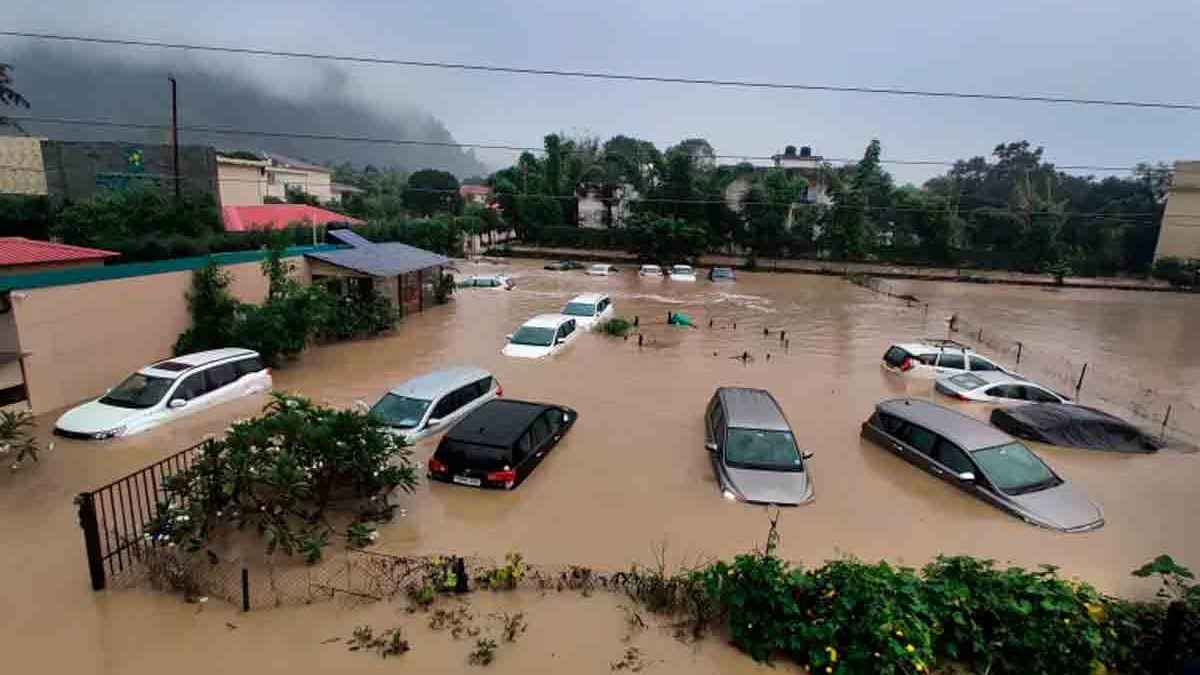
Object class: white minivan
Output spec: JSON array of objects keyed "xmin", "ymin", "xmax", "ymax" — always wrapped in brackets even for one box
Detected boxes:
[
  {"xmin": 502, "ymin": 314, "xmax": 581, "ymax": 359},
  {"xmin": 368, "ymin": 366, "xmax": 502, "ymax": 443},
  {"xmin": 560, "ymin": 293, "xmax": 614, "ymax": 330},
  {"xmin": 54, "ymin": 348, "xmax": 272, "ymax": 439}
]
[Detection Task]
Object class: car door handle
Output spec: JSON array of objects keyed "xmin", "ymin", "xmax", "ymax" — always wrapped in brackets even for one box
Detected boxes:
[{"xmin": 931, "ymin": 467, "xmax": 945, "ymax": 476}]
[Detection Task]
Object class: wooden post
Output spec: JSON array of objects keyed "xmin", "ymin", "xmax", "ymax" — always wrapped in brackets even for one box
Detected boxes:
[
  {"xmin": 241, "ymin": 567, "xmax": 250, "ymax": 611},
  {"xmin": 77, "ymin": 492, "xmax": 106, "ymax": 591},
  {"xmin": 1015, "ymin": 341, "xmax": 1023, "ymax": 368},
  {"xmin": 1161, "ymin": 405, "xmax": 1172, "ymax": 443},
  {"xmin": 1075, "ymin": 362, "xmax": 1088, "ymax": 399}
]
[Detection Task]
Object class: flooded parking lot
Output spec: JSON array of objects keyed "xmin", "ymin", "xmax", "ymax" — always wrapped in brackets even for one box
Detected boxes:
[{"xmin": 3, "ymin": 258, "xmax": 1198, "ymax": 673}]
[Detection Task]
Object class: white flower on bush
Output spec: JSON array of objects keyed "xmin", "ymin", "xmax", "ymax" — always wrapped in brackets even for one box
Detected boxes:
[{"xmin": 0, "ymin": 443, "xmax": 10, "ymax": 455}]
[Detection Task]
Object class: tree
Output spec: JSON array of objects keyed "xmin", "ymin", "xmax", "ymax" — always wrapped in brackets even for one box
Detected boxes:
[
  {"xmin": 822, "ymin": 140, "xmax": 884, "ymax": 260},
  {"xmin": 404, "ymin": 169, "xmax": 462, "ymax": 216},
  {"xmin": 0, "ymin": 63, "xmax": 30, "ymax": 128},
  {"xmin": 627, "ymin": 215, "xmax": 708, "ymax": 262}
]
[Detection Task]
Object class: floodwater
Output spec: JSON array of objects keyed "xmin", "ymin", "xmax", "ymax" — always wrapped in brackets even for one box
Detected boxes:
[{"xmin": 2, "ymin": 258, "xmax": 1198, "ymax": 674}]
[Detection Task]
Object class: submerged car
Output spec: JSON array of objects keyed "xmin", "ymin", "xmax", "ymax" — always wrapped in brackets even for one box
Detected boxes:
[
  {"xmin": 428, "ymin": 399, "xmax": 578, "ymax": 489},
  {"xmin": 936, "ymin": 371, "xmax": 1070, "ymax": 404},
  {"xmin": 704, "ymin": 387, "xmax": 814, "ymax": 505},
  {"xmin": 502, "ymin": 314, "xmax": 580, "ymax": 359},
  {"xmin": 54, "ymin": 348, "xmax": 271, "ymax": 439},
  {"xmin": 881, "ymin": 339, "xmax": 1009, "ymax": 378},
  {"xmin": 861, "ymin": 398, "xmax": 1103, "ymax": 532},
  {"xmin": 991, "ymin": 403, "xmax": 1162, "ymax": 453},
  {"xmin": 708, "ymin": 266, "xmax": 736, "ymax": 282},
  {"xmin": 544, "ymin": 260, "xmax": 584, "ymax": 271},
  {"xmin": 669, "ymin": 264, "xmax": 697, "ymax": 281},
  {"xmin": 587, "ymin": 264, "xmax": 618, "ymax": 276},
  {"xmin": 460, "ymin": 274, "xmax": 514, "ymax": 290},
  {"xmin": 368, "ymin": 366, "xmax": 501, "ymax": 443},
  {"xmin": 560, "ymin": 293, "xmax": 614, "ymax": 331},
  {"xmin": 638, "ymin": 264, "xmax": 663, "ymax": 277}
]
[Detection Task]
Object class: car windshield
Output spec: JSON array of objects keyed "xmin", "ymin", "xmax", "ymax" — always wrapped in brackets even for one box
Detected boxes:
[
  {"xmin": 99, "ymin": 373, "xmax": 174, "ymax": 409},
  {"xmin": 562, "ymin": 302, "xmax": 597, "ymax": 317},
  {"xmin": 511, "ymin": 325, "xmax": 557, "ymax": 347},
  {"xmin": 724, "ymin": 428, "xmax": 803, "ymax": 471},
  {"xmin": 673, "ymin": 266, "xmax": 693, "ymax": 273},
  {"xmin": 370, "ymin": 394, "xmax": 432, "ymax": 429},
  {"xmin": 972, "ymin": 442, "xmax": 1060, "ymax": 494},
  {"xmin": 712, "ymin": 268, "xmax": 733, "ymax": 277},
  {"xmin": 950, "ymin": 373, "xmax": 988, "ymax": 389}
]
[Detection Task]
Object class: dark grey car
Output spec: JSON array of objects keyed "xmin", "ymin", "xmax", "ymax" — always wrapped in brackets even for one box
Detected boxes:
[
  {"xmin": 861, "ymin": 398, "xmax": 1103, "ymax": 532},
  {"xmin": 705, "ymin": 387, "xmax": 814, "ymax": 505}
]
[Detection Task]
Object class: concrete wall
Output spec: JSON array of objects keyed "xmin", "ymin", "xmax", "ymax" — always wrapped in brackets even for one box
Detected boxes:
[
  {"xmin": 217, "ymin": 160, "xmax": 267, "ymax": 206},
  {"xmin": 1155, "ymin": 161, "xmax": 1200, "ymax": 262},
  {"xmin": 11, "ymin": 258, "xmax": 305, "ymax": 414},
  {"xmin": 0, "ymin": 137, "xmax": 48, "ymax": 196},
  {"xmin": 41, "ymin": 141, "xmax": 218, "ymax": 206}
]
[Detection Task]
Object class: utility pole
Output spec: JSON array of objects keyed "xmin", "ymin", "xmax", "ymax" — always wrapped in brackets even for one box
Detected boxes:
[{"xmin": 169, "ymin": 75, "xmax": 181, "ymax": 201}]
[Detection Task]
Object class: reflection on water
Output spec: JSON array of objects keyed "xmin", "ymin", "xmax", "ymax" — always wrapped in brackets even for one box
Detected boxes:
[{"xmin": 2, "ymin": 258, "xmax": 1198, "ymax": 673}]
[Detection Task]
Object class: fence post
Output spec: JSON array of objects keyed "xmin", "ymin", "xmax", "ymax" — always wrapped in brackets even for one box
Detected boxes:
[
  {"xmin": 1161, "ymin": 405, "xmax": 1172, "ymax": 443},
  {"xmin": 77, "ymin": 492, "xmax": 106, "ymax": 591},
  {"xmin": 1075, "ymin": 362, "xmax": 1089, "ymax": 399},
  {"xmin": 1154, "ymin": 600, "xmax": 1186, "ymax": 675},
  {"xmin": 1015, "ymin": 341, "xmax": 1023, "ymax": 368},
  {"xmin": 241, "ymin": 567, "xmax": 250, "ymax": 612},
  {"xmin": 978, "ymin": 327, "xmax": 984, "ymax": 342}
]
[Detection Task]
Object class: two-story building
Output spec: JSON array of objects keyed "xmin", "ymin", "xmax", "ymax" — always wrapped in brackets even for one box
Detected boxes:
[{"xmin": 216, "ymin": 152, "xmax": 334, "ymax": 206}]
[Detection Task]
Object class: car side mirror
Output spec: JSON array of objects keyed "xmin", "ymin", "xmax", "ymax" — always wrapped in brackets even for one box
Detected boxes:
[
  {"xmin": 555, "ymin": 337, "xmax": 565, "ymax": 345},
  {"xmin": 426, "ymin": 417, "xmax": 442, "ymax": 427},
  {"xmin": 957, "ymin": 471, "xmax": 976, "ymax": 482},
  {"xmin": 705, "ymin": 441, "xmax": 718, "ymax": 453},
  {"xmin": 168, "ymin": 398, "xmax": 188, "ymax": 409},
  {"xmin": 802, "ymin": 451, "xmax": 814, "ymax": 460},
  {"xmin": 506, "ymin": 334, "xmax": 513, "ymax": 341}
]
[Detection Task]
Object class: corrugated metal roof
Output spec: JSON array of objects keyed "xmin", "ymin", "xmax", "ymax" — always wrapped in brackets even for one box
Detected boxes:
[
  {"xmin": 306, "ymin": 242, "xmax": 449, "ymax": 277},
  {"xmin": 0, "ymin": 237, "xmax": 119, "ymax": 267},
  {"xmin": 326, "ymin": 229, "xmax": 374, "ymax": 248}
]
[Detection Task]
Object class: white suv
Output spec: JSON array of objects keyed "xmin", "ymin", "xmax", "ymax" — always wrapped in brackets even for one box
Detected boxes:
[
  {"xmin": 560, "ymin": 293, "xmax": 614, "ymax": 330},
  {"xmin": 502, "ymin": 314, "xmax": 580, "ymax": 359},
  {"xmin": 54, "ymin": 348, "xmax": 272, "ymax": 439},
  {"xmin": 368, "ymin": 366, "xmax": 502, "ymax": 443},
  {"xmin": 881, "ymin": 339, "xmax": 1009, "ymax": 379}
]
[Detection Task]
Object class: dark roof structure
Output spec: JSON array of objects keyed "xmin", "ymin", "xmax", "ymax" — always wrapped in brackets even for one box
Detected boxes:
[
  {"xmin": 306, "ymin": 229, "xmax": 449, "ymax": 277},
  {"xmin": 445, "ymin": 400, "xmax": 549, "ymax": 448}
]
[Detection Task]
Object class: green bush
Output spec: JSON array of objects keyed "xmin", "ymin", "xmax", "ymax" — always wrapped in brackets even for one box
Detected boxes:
[
  {"xmin": 597, "ymin": 317, "xmax": 633, "ymax": 337},
  {"xmin": 1152, "ymin": 257, "xmax": 1198, "ymax": 288},
  {"xmin": 147, "ymin": 393, "xmax": 416, "ymax": 562},
  {"xmin": 315, "ymin": 289, "xmax": 397, "ymax": 342}
]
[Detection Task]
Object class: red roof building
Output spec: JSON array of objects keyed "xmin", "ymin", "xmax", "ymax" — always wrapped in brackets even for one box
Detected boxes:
[
  {"xmin": 0, "ymin": 237, "xmax": 119, "ymax": 274},
  {"xmin": 221, "ymin": 205, "xmax": 364, "ymax": 232}
]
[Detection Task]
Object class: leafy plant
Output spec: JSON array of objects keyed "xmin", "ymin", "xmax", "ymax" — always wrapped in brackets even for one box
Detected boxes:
[
  {"xmin": 146, "ymin": 393, "xmax": 416, "ymax": 563},
  {"xmin": 597, "ymin": 317, "xmax": 634, "ymax": 338},
  {"xmin": 346, "ymin": 625, "xmax": 410, "ymax": 658},
  {"xmin": 477, "ymin": 553, "xmax": 526, "ymax": 590},
  {"xmin": 468, "ymin": 638, "xmax": 498, "ymax": 666},
  {"xmin": 494, "ymin": 612, "xmax": 527, "ymax": 643},
  {"xmin": 1133, "ymin": 554, "xmax": 1199, "ymax": 604},
  {"xmin": 435, "ymin": 272, "xmax": 456, "ymax": 304},
  {"xmin": 0, "ymin": 410, "xmax": 45, "ymax": 469}
]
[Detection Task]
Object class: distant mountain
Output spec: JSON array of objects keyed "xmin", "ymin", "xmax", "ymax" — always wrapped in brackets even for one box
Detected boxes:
[{"xmin": 4, "ymin": 45, "xmax": 487, "ymax": 177}]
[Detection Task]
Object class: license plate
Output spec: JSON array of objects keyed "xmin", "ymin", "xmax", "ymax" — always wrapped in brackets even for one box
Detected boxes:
[{"xmin": 452, "ymin": 475, "xmax": 482, "ymax": 487}]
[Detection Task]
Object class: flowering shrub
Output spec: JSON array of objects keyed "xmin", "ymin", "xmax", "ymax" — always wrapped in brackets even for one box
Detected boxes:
[
  {"xmin": 0, "ymin": 409, "xmax": 47, "ymax": 471},
  {"xmin": 147, "ymin": 392, "xmax": 416, "ymax": 562}
]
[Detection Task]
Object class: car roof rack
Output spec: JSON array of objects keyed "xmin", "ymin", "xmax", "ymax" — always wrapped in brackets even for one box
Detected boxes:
[{"xmin": 920, "ymin": 338, "xmax": 970, "ymax": 350}]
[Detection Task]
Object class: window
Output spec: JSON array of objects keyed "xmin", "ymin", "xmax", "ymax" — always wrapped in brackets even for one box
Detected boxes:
[
  {"xmin": 950, "ymin": 373, "xmax": 988, "ymax": 389},
  {"xmin": 370, "ymin": 395, "xmax": 432, "ymax": 429},
  {"xmin": 1026, "ymin": 387, "xmax": 1061, "ymax": 403},
  {"xmin": 877, "ymin": 412, "xmax": 905, "ymax": 435},
  {"xmin": 235, "ymin": 357, "xmax": 266, "ymax": 378},
  {"xmin": 545, "ymin": 408, "xmax": 565, "ymax": 434},
  {"xmin": 206, "ymin": 363, "xmax": 239, "ymax": 391},
  {"xmin": 528, "ymin": 414, "xmax": 552, "ymax": 448},
  {"xmin": 514, "ymin": 433, "xmax": 532, "ymax": 463},
  {"xmin": 472, "ymin": 377, "xmax": 494, "ymax": 398},
  {"xmin": 937, "ymin": 352, "xmax": 966, "ymax": 370},
  {"xmin": 431, "ymin": 392, "xmax": 459, "ymax": 419},
  {"xmin": 172, "ymin": 372, "xmax": 207, "ymax": 401},
  {"xmin": 969, "ymin": 356, "xmax": 999, "ymax": 372},
  {"xmin": 564, "ymin": 320, "xmax": 575, "ymax": 335},
  {"xmin": 934, "ymin": 439, "xmax": 975, "ymax": 474},
  {"xmin": 987, "ymin": 385, "xmax": 1025, "ymax": 400},
  {"xmin": 900, "ymin": 424, "xmax": 938, "ymax": 455},
  {"xmin": 712, "ymin": 404, "xmax": 726, "ymax": 441},
  {"xmin": 511, "ymin": 326, "xmax": 556, "ymax": 346},
  {"xmin": 916, "ymin": 353, "xmax": 938, "ymax": 366}
]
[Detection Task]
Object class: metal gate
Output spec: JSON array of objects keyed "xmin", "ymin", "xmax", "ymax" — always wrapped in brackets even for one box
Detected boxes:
[{"xmin": 76, "ymin": 440, "xmax": 207, "ymax": 590}]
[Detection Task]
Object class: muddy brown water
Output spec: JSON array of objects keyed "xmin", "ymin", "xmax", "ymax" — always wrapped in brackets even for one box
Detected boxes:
[{"xmin": 2, "ymin": 259, "xmax": 1197, "ymax": 673}]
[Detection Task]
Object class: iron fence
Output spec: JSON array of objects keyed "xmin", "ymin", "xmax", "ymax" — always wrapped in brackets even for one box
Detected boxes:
[{"xmin": 76, "ymin": 440, "xmax": 208, "ymax": 590}]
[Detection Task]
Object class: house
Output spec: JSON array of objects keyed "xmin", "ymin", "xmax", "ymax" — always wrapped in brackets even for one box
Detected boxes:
[
  {"xmin": 1154, "ymin": 161, "xmax": 1200, "ymax": 262},
  {"xmin": 220, "ymin": 205, "xmax": 363, "ymax": 233},
  {"xmin": 216, "ymin": 152, "xmax": 334, "ymax": 206},
  {"xmin": 578, "ymin": 184, "xmax": 636, "ymax": 229},
  {"xmin": 0, "ymin": 237, "xmax": 119, "ymax": 274},
  {"xmin": 305, "ymin": 229, "xmax": 448, "ymax": 317},
  {"xmin": 459, "ymin": 185, "xmax": 492, "ymax": 206},
  {"xmin": 722, "ymin": 145, "xmax": 833, "ymax": 231}
]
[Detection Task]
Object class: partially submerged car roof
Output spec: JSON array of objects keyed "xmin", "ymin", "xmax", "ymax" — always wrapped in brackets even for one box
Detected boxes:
[
  {"xmin": 388, "ymin": 366, "xmax": 491, "ymax": 400},
  {"xmin": 568, "ymin": 293, "xmax": 607, "ymax": 304},
  {"xmin": 991, "ymin": 403, "xmax": 1162, "ymax": 453},
  {"xmin": 144, "ymin": 348, "xmax": 258, "ymax": 378},
  {"xmin": 445, "ymin": 399, "xmax": 552, "ymax": 448},
  {"xmin": 524, "ymin": 313, "xmax": 572, "ymax": 328},
  {"xmin": 718, "ymin": 387, "xmax": 790, "ymax": 432},
  {"xmin": 876, "ymin": 398, "xmax": 1012, "ymax": 451}
]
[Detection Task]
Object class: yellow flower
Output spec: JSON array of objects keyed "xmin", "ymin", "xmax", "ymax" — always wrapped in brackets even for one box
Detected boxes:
[
  {"xmin": 825, "ymin": 646, "xmax": 839, "ymax": 663},
  {"xmin": 895, "ymin": 630, "xmax": 904, "ymax": 637},
  {"xmin": 825, "ymin": 668, "xmax": 832, "ymax": 674},
  {"xmin": 906, "ymin": 644, "xmax": 916, "ymax": 653},
  {"xmin": 915, "ymin": 661, "xmax": 926, "ymax": 672},
  {"xmin": 1087, "ymin": 603, "xmax": 1107, "ymax": 622}
]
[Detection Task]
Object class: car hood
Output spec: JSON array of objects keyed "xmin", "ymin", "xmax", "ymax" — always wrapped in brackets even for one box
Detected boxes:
[
  {"xmin": 56, "ymin": 400, "xmax": 145, "ymax": 433},
  {"xmin": 724, "ymin": 466, "xmax": 813, "ymax": 505},
  {"xmin": 573, "ymin": 316, "xmax": 598, "ymax": 330},
  {"xmin": 1007, "ymin": 480, "xmax": 1103, "ymax": 531},
  {"xmin": 502, "ymin": 343, "xmax": 551, "ymax": 359}
]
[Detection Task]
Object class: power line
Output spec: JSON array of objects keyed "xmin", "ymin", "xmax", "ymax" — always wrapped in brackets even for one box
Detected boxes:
[
  {"xmin": 3, "ymin": 30, "xmax": 1199, "ymax": 112},
  {"xmin": 6, "ymin": 114, "xmax": 1173, "ymax": 175}
]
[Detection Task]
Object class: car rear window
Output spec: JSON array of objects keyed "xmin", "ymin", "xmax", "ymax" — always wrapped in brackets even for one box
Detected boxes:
[
  {"xmin": 435, "ymin": 440, "xmax": 511, "ymax": 470},
  {"xmin": 938, "ymin": 353, "xmax": 966, "ymax": 369},
  {"xmin": 235, "ymin": 356, "xmax": 266, "ymax": 378},
  {"xmin": 883, "ymin": 346, "xmax": 910, "ymax": 367},
  {"xmin": 950, "ymin": 373, "xmax": 988, "ymax": 389}
]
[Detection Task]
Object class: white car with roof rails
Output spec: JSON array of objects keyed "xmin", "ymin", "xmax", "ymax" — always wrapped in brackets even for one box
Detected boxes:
[
  {"xmin": 502, "ymin": 314, "xmax": 581, "ymax": 359},
  {"xmin": 560, "ymin": 293, "xmax": 614, "ymax": 330},
  {"xmin": 936, "ymin": 371, "xmax": 1071, "ymax": 404},
  {"xmin": 669, "ymin": 264, "xmax": 697, "ymax": 281},
  {"xmin": 54, "ymin": 348, "xmax": 272, "ymax": 440},
  {"xmin": 587, "ymin": 264, "xmax": 618, "ymax": 276},
  {"xmin": 367, "ymin": 366, "xmax": 502, "ymax": 443},
  {"xmin": 881, "ymin": 339, "xmax": 1010, "ymax": 379},
  {"xmin": 460, "ymin": 274, "xmax": 514, "ymax": 290}
]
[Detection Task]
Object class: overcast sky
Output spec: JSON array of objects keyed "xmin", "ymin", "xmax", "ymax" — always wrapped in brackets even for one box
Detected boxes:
[{"xmin": 5, "ymin": 0, "xmax": 1200, "ymax": 183}]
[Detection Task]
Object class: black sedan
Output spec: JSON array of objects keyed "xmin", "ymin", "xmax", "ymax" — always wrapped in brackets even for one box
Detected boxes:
[
  {"xmin": 544, "ymin": 260, "xmax": 584, "ymax": 271},
  {"xmin": 428, "ymin": 399, "xmax": 577, "ymax": 489}
]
